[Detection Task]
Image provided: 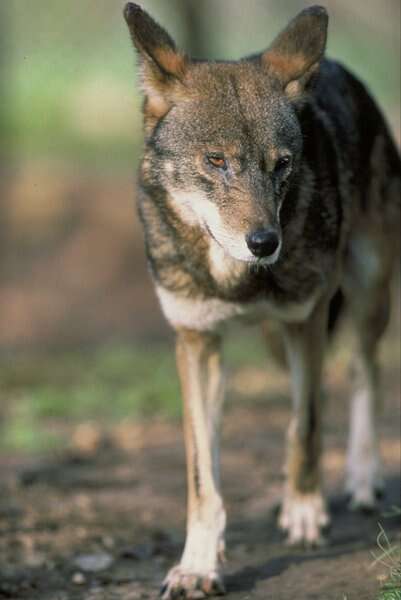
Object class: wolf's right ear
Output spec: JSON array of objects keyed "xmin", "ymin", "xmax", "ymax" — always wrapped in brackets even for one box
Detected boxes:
[
  {"xmin": 262, "ymin": 6, "xmax": 328, "ymax": 98},
  {"xmin": 124, "ymin": 3, "xmax": 187, "ymax": 118}
]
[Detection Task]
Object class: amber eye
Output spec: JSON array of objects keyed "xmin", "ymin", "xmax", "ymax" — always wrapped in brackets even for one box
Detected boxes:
[
  {"xmin": 274, "ymin": 155, "xmax": 291, "ymax": 174},
  {"xmin": 207, "ymin": 154, "xmax": 227, "ymax": 170}
]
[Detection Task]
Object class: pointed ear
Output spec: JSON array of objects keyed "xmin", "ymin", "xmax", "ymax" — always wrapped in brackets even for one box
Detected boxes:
[
  {"xmin": 262, "ymin": 6, "xmax": 328, "ymax": 98},
  {"xmin": 124, "ymin": 3, "xmax": 188, "ymax": 118}
]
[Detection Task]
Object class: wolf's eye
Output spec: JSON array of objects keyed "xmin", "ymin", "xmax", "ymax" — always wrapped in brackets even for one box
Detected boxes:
[
  {"xmin": 274, "ymin": 155, "xmax": 291, "ymax": 175},
  {"xmin": 207, "ymin": 154, "xmax": 227, "ymax": 170}
]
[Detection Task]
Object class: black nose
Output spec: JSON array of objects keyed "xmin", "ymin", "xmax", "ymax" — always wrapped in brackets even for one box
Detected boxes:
[{"xmin": 246, "ymin": 229, "xmax": 280, "ymax": 258}]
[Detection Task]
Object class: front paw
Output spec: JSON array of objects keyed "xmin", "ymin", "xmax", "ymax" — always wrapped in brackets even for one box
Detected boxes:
[
  {"xmin": 345, "ymin": 463, "xmax": 384, "ymax": 512},
  {"xmin": 279, "ymin": 490, "xmax": 330, "ymax": 547},
  {"xmin": 160, "ymin": 565, "xmax": 225, "ymax": 599}
]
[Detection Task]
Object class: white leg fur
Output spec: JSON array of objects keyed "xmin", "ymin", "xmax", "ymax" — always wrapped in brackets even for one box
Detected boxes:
[
  {"xmin": 180, "ymin": 501, "xmax": 226, "ymax": 573},
  {"xmin": 161, "ymin": 331, "xmax": 226, "ymax": 600},
  {"xmin": 346, "ymin": 374, "xmax": 383, "ymax": 509},
  {"xmin": 343, "ymin": 233, "xmax": 391, "ymax": 509}
]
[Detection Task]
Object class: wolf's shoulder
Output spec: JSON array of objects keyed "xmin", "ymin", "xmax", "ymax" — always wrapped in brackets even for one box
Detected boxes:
[{"xmin": 314, "ymin": 58, "xmax": 383, "ymax": 133}]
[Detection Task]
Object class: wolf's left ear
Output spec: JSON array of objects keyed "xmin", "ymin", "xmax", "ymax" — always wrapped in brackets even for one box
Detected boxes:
[
  {"xmin": 262, "ymin": 6, "xmax": 328, "ymax": 98},
  {"xmin": 124, "ymin": 3, "xmax": 187, "ymax": 117}
]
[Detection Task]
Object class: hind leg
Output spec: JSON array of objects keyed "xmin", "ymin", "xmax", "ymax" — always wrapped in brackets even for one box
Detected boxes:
[
  {"xmin": 279, "ymin": 300, "xmax": 330, "ymax": 545},
  {"xmin": 344, "ymin": 240, "xmax": 392, "ymax": 510}
]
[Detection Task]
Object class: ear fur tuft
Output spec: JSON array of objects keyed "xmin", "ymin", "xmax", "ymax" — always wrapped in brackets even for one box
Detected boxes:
[
  {"xmin": 262, "ymin": 6, "xmax": 328, "ymax": 95},
  {"xmin": 124, "ymin": 3, "xmax": 187, "ymax": 117}
]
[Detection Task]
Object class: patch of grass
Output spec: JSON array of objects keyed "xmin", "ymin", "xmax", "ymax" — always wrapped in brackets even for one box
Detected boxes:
[
  {"xmin": 0, "ymin": 343, "xmax": 179, "ymax": 452},
  {"xmin": 1, "ymin": 404, "xmax": 63, "ymax": 453},
  {"xmin": 372, "ymin": 510, "xmax": 401, "ymax": 600},
  {"xmin": 1, "ymin": 344, "xmax": 180, "ymax": 419}
]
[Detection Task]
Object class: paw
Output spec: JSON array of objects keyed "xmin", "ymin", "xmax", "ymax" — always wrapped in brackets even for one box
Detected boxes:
[
  {"xmin": 160, "ymin": 565, "xmax": 225, "ymax": 599},
  {"xmin": 346, "ymin": 457, "xmax": 384, "ymax": 512},
  {"xmin": 345, "ymin": 478, "xmax": 384, "ymax": 512},
  {"xmin": 279, "ymin": 491, "xmax": 330, "ymax": 547}
]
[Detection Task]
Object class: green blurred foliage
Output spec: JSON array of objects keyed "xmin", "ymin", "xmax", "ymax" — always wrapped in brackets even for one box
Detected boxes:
[
  {"xmin": 2, "ymin": 0, "xmax": 400, "ymax": 166},
  {"xmin": 0, "ymin": 329, "xmax": 271, "ymax": 451},
  {"xmin": 1, "ymin": 343, "xmax": 179, "ymax": 451}
]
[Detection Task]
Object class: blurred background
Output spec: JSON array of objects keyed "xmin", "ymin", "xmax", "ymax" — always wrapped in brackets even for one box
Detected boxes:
[{"xmin": 0, "ymin": 0, "xmax": 400, "ymax": 453}]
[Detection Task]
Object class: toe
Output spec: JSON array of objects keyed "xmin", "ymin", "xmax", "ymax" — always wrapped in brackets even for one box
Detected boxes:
[
  {"xmin": 279, "ymin": 492, "xmax": 330, "ymax": 547},
  {"xmin": 161, "ymin": 567, "xmax": 225, "ymax": 599},
  {"xmin": 202, "ymin": 574, "xmax": 225, "ymax": 596}
]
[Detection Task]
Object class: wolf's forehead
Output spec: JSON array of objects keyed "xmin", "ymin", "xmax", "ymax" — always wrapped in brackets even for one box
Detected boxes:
[
  {"xmin": 182, "ymin": 64, "xmax": 294, "ymax": 144},
  {"xmin": 190, "ymin": 63, "xmax": 277, "ymax": 111}
]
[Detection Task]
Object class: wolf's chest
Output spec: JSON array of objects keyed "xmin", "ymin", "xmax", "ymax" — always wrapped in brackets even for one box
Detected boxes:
[{"xmin": 156, "ymin": 285, "xmax": 319, "ymax": 331}]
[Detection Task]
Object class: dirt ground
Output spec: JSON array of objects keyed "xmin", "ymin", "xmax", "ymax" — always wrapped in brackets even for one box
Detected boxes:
[{"xmin": 0, "ymin": 355, "xmax": 400, "ymax": 600}]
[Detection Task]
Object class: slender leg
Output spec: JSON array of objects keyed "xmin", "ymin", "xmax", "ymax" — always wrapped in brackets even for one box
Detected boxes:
[
  {"xmin": 279, "ymin": 301, "xmax": 330, "ymax": 545},
  {"xmin": 162, "ymin": 329, "xmax": 226, "ymax": 600},
  {"xmin": 345, "ymin": 284, "xmax": 390, "ymax": 509}
]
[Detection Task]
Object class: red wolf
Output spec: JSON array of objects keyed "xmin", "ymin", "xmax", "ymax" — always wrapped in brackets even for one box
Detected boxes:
[{"xmin": 124, "ymin": 4, "xmax": 401, "ymax": 598}]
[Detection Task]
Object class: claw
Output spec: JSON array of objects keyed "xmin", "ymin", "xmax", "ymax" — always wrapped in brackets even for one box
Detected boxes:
[{"xmin": 161, "ymin": 565, "xmax": 225, "ymax": 599}]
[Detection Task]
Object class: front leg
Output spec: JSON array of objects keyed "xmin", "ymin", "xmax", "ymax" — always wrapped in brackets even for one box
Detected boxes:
[
  {"xmin": 279, "ymin": 302, "xmax": 330, "ymax": 546},
  {"xmin": 162, "ymin": 329, "xmax": 226, "ymax": 600}
]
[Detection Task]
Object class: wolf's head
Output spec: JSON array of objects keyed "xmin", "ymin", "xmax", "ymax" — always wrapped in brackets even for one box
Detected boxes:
[{"xmin": 124, "ymin": 4, "xmax": 328, "ymax": 265}]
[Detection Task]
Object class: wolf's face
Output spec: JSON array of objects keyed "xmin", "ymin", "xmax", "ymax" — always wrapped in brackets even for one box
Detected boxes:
[
  {"xmin": 125, "ymin": 4, "xmax": 327, "ymax": 265},
  {"xmin": 145, "ymin": 65, "xmax": 303, "ymax": 264}
]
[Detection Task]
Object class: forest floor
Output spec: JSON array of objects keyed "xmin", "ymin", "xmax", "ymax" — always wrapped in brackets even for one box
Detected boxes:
[{"xmin": 0, "ymin": 330, "xmax": 400, "ymax": 600}]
